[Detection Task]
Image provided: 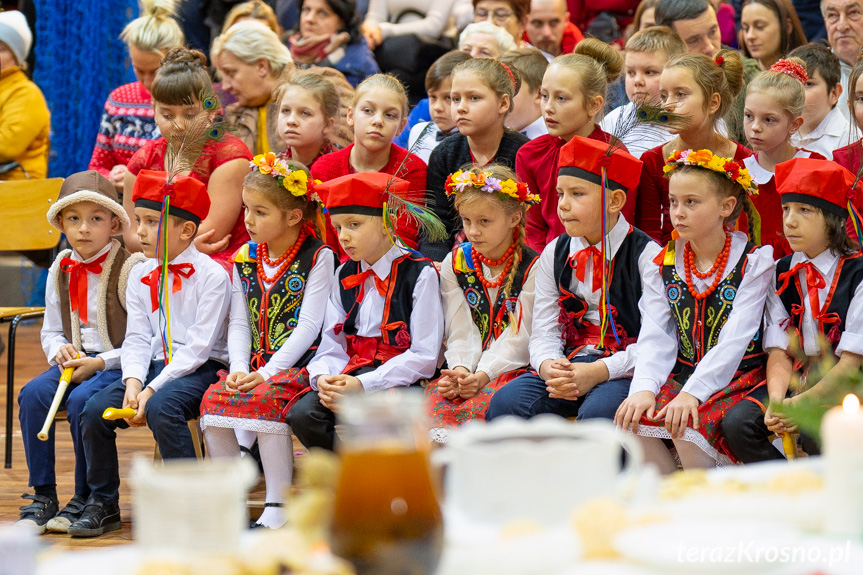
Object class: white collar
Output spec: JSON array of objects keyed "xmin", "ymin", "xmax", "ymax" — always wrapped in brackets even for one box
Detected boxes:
[
  {"xmin": 361, "ymin": 244, "xmax": 405, "ymax": 280},
  {"xmin": 805, "ymin": 105, "xmax": 847, "ymax": 140},
  {"xmin": 569, "ymin": 215, "xmax": 631, "ymax": 260},
  {"xmin": 165, "ymin": 243, "xmax": 199, "ymax": 266},
  {"xmin": 743, "ymin": 149, "xmax": 811, "ymax": 185},
  {"xmin": 71, "ymin": 241, "xmax": 113, "ymax": 264},
  {"xmin": 790, "ymin": 248, "xmax": 839, "ymax": 278},
  {"xmin": 523, "ymin": 115, "xmax": 549, "ymax": 140}
]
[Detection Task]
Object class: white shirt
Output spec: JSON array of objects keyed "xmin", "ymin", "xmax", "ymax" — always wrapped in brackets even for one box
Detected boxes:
[
  {"xmin": 42, "ymin": 243, "xmax": 123, "ymax": 371},
  {"xmin": 306, "ymin": 245, "xmax": 444, "ymax": 393},
  {"xmin": 629, "ymin": 233, "xmax": 775, "ymax": 402},
  {"xmin": 840, "ymin": 57, "xmax": 852, "ymax": 120},
  {"xmin": 364, "ymin": 0, "xmax": 455, "ymax": 40},
  {"xmin": 441, "ymin": 249, "xmax": 536, "ymax": 381},
  {"xmin": 227, "ymin": 247, "xmax": 336, "ymax": 379},
  {"xmin": 408, "ymin": 121, "xmax": 456, "ymax": 164},
  {"xmin": 122, "ymin": 244, "xmax": 231, "ymax": 392},
  {"xmin": 530, "ymin": 216, "xmax": 661, "ymax": 380},
  {"xmin": 764, "ymin": 249, "xmax": 863, "ymax": 358},
  {"xmin": 791, "ymin": 104, "xmax": 857, "ymax": 160},
  {"xmin": 521, "ymin": 115, "xmax": 548, "ymax": 140},
  {"xmin": 742, "ymin": 149, "xmax": 815, "ymax": 186}
]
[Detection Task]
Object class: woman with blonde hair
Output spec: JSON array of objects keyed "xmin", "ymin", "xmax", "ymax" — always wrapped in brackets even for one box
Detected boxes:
[
  {"xmin": 87, "ymin": 0, "xmax": 184, "ymax": 192},
  {"xmin": 212, "ymin": 20, "xmax": 293, "ymax": 156}
]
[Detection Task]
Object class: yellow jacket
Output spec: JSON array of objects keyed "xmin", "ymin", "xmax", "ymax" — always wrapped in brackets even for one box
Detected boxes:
[{"xmin": 0, "ymin": 66, "xmax": 50, "ymax": 180}]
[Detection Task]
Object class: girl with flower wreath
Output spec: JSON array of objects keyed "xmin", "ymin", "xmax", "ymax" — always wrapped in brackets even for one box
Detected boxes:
[
  {"xmin": 615, "ymin": 149, "xmax": 775, "ymax": 471},
  {"xmin": 199, "ymin": 155, "xmax": 336, "ymax": 529},
  {"xmin": 423, "ymin": 165, "xmax": 540, "ymax": 442}
]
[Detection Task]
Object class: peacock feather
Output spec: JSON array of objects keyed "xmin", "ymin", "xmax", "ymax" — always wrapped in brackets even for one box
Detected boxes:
[
  {"xmin": 163, "ymin": 89, "xmax": 231, "ymax": 184},
  {"xmin": 606, "ymin": 99, "xmax": 692, "ymax": 156}
]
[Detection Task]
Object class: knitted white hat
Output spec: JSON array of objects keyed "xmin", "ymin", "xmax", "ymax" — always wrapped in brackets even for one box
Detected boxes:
[{"xmin": 0, "ymin": 11, "xmax": 32, "ymax": 67}]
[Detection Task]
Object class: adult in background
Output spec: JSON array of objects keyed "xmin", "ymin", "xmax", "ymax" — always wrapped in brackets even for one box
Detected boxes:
[
  {"xmin": 87, "ymin": 0, "xmax": 184, "ymax": 193},
  {"xmin": 525, "ymin": 0, "xmax": 584, "ymax": 60},
  {"xmin": 223, "ymin": 0, "xmax": 284, "ymax": 34},
  {"xmin": 288, "ymin": 0, "xmax": 380, "ymax": 87},
  {"xmin": 739, "ymin": 0, "xmax": 808, "ymax": 70},
  {"xmin": 822, "ymin": 0, "xmax": 863, "ymax": 110},
  {"xmin": 474, "ymin": 0, "xmax": 531, "ymax": 48},
  {"xmin": 212, "ymin": 20, "xmax": 293, "ymax": 157},
  {"xmin": 0, "ymin": 9, "xmax": 48, "ymax": 181},
  {"xmin": 655, "ymin": 0, "xmax": 759, "ymax": 143}
]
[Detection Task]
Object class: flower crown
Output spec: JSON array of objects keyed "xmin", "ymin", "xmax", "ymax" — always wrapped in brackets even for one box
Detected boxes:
[
  {"xmin": 662, "ymin": 149, "xmax": 758, "ymax": 196},
  {"xmin": 250, "ymin": 153, "xmax": 323, "ymax": 203},
  {"xmin": 444, "ymin": 169, "xmax": 540, "ymax": 206}
]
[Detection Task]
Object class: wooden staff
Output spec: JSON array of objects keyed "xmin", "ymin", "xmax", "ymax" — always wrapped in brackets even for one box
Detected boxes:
[{"xmin": 36, "ymin": 365, "xmax": 75, "ymax": 441}]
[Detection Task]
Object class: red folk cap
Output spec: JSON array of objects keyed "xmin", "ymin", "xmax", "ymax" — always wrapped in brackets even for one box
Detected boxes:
[
  {"xmin": 131, "ymin": 170, "xmax": 210, "ymax": 224},
  {"xmin": 557, "ymin": 136, "xmax": 642, "ymax": 192},
  {"xmin": 776, "ymin": 157, "xmax": 857, "ymax": 218},
  {"xmin": 315, "ymin": 172, "xmax": 410, "ymax": 216}
]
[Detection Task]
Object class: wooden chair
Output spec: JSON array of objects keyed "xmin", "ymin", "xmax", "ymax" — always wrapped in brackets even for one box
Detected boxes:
[{"xmin": 1, "ymin": 178, "xmax": 64, "ymax": 468}]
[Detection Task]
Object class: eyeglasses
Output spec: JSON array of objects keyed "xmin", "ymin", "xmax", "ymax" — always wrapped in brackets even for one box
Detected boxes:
[{"xmin": 474, "ymin": 8, "xmax": 515, "ymax": 24}]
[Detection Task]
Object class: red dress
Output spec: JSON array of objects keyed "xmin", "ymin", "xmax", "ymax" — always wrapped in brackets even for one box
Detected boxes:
[
  {"xmin": 517, "ymin": 125, "xmax": 619, "ymax": 252},
  {"xmin": 311, "ymin": 143, "xmax": 427, "ymax": 260},
  {"xmin": 127, "ymin": 134, "xmax": 253, "ymax": 272},
  {"xmin": 633, "ymin": 142, "xmax": 753, "ymax": 245}
]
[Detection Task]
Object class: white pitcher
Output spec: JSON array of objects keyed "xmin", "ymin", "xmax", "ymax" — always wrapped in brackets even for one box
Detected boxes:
[{"xmin": 433, "ymin": 415, "xmax": 643, "ymax": 526}]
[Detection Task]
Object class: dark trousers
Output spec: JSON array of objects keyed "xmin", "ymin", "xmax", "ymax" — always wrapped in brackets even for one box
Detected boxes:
[
  {"xmin": 18, "ymin": 365, "xmax": 120, "ymax": 496},
  {"xmin": 80, "ymin": 359, "xmax": 222, "ymax": 503},
  {"xmin": 722, "ymin": 385, "xmax": 821, "ymax": 463},
  {"xmin": 486, "ymin": 355, "xmax": 631, "ymax": 422}
]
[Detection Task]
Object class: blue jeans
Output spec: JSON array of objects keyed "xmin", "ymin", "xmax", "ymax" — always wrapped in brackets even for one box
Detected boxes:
[
  {"xmin": 486, "ymin": 355, "xmax": 631, "ymax": 422},
  {"xmin": 18, "ymin": 364, "xmax": 119, "ymax": 496},
  {"xmin": 80, "ymin": 359, "xmax": 222, "ymax": 503}
]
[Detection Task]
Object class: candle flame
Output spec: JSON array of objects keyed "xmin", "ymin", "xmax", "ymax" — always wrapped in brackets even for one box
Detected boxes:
[{"xmin": 842, "ymin": 394, "xmax": 860, "ymax": 414}]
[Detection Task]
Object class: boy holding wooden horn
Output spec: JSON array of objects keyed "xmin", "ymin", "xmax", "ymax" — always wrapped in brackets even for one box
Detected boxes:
[{"xmin": 16, "ymin": 171, "xmax": 143, "ymax": 534}]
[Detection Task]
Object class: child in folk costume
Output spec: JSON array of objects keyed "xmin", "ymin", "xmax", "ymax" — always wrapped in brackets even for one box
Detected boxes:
[
  {"xmin": 615, "ymin": 150, "xmax": 775, "ymax": 471},
  {"xmin": 723, "ymin": 159, "xmax": 863, "ymax": 462},
  {"xmin": 286, "ymin": 172, "xmax": 445, "ymax": 451},
  {"xmin": 424, "ymin": 165, "xmax": 540, "ymax": 442},
  {"xmin": 742, "ymin": 59, "xmax": 825, "ymax": 260},
  {"xmin": 487, "ymin": 137, "xmax": 661, "ymax": 422},
  {"xmin": 16, "ymin": 171, "xmax": 144, "ymax": 534},
  {"xmin": 74, "ymin": 171, "xmax": 231, "ymax": 537},
  {"xmin": 200, "ymin": 156, "xmax": 336, "ymax": 529}
]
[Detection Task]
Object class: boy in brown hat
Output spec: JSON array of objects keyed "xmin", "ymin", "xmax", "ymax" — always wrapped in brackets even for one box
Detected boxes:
[{"xmin": 16, "ymin": 170, "xmax": 144, "ymax": 534}]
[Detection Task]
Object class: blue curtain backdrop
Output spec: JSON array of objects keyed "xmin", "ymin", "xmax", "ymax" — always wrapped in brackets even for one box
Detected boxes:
[{"xmin": 34, "ymin": 0, "xmax": 138, "ymax": 178}]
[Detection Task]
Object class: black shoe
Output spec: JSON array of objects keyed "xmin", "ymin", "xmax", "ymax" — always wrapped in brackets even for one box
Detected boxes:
[
  {"xmin": 249, "ymin": 502, "xmax": 283, "ymax": 529},
  {"xmin": 15, "ymin": 493, "xmax": 59, "ymax": 534},
  {"xmin": 67, "ymin": 498, "xmax": 121, "ymax": 538},
  {"xmin": 46, "ymin": 494, "xmax": 88, "ymax": 533}
]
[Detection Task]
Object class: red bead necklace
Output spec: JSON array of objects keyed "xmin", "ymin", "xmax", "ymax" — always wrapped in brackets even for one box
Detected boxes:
[
  {"xmin": 471, "ymin": 241, "xmax": 517, "ymax": 289},
  {"xmin": 258, "ymin": 227, "xmax": 309, "ymax": 284},
  {"xmin": 683, "ymin": 232, "xmax": 731, "ymax": 300}
]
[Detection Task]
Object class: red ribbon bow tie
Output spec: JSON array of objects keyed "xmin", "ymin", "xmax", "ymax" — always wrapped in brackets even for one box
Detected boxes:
[
  {"xmin": 777, "ymin": 261, "xmax": 825, "ymax": 316},
  {"xmin": 341, "ymin": 269, "xmax": 388, "ymax": 304},
  {"xmin": 141, "ymin": 263, "xmax": 196, "ymax": 312},
  {"xmin": 569, "ymin": 246, "xmax": 603, "ymax": 292},
  {"xmin": 59, "ymin": 252, "xmax": 109, "ymax": 325}
]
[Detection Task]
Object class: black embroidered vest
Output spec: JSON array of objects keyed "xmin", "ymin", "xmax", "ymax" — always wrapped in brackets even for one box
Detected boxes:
[
  {"xmin": 552, "ymin": 228, "xmax": 652, "ymax": 354},
  {"xmin": 775, "ymin": 252, "xmax": 863, "ymax": 350},
  {"xmin": 661, "ymin": 243, "xmax": 764, "ymax": 378},
  {"xmin": 452, "ymin": 243, "xmax": 539, "ymax": 349},
  {"xmin": 338, "ymin": 253, "xmax": 433, "ymax": 348},
  {"xmin": 235, "ymin": 235, "xmax": 330, "ymax": 370}
]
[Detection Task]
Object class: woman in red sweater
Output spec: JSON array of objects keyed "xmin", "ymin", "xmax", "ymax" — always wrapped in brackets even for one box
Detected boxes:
[
  {"xmin": 516, "ymin": 39, "xmax": 625, "ymax": 252},
  {"xmin": 311, "ymin": 74, "xmax": 427, "ymax": 259},
  {"xmin": 633, "ymin": 50, "xmax": 752, "ymax": 246}
]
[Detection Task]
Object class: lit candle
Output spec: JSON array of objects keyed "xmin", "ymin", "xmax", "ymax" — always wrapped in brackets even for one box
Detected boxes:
[{"xmin": 822, "ymin": 394, "xmax": 863, "ymax": 539}]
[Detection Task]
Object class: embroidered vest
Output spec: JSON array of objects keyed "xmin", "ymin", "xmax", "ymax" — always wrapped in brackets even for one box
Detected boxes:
[
  {"xmin": 552, "ymin": 228, "xmax": 652, "ymax": 354},
  {"xmin": 661, "ymin": 244, "xmax": 764, "ymax": 378},
  {"xmin": 235, "ymin": 235, "xmax": 330, "ymax": 370},
  {"xmin": 338, "ymin": 253, "xmax": 433, "ymax": 350},
  {"xmin": 775, "ymin": 252, "xmax": 863, "ymax": 350},
  {"xmin": 55, "ymin": 240, "xmax": 141, "ymax": 352},
  {"xmin": 452, "ymin": 243, "xmax": 538, "ymax": 349}
]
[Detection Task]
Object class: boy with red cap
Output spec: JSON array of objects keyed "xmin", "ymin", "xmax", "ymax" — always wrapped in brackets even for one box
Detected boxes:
[
  {"xmin": 286, "ymin": 172, "xmax": 444, "ymax": 451},
  {"xmin": 71, "ymin": 170, "xmax": 231, "ymax": 537},
  {"xmin": 723, "ymin": 158, "xmax": 863, "ymax": 462},
  {"xmin": 487, "ymin": 136, "xmax": 660, "ymax": 422},
  {"xmin": 16, "ymin": 171, "xmax": 144, "ymax": 534}
]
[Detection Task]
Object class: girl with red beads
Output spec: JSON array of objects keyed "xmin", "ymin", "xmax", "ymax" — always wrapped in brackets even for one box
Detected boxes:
[
  {"xmin": 424, "ymin": 165, "xmax": 540, "ymax": 442},
  {"xmin": 199, "ymin": 155, "xmax": 336, "ymax": 528},
  {"xmin": 615, "ymin": 150, "xmax": 775, "ymax": 471}
]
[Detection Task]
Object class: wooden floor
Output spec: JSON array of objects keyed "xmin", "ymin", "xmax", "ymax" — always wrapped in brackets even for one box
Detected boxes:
[{"xmin": 0, "ymin": 321, "xmax": 268, "ymax": 552}]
